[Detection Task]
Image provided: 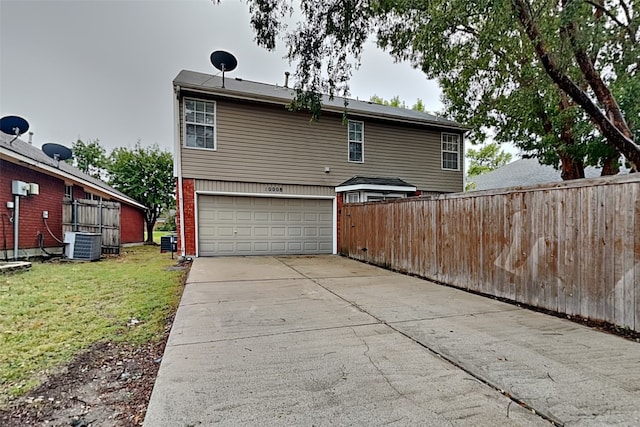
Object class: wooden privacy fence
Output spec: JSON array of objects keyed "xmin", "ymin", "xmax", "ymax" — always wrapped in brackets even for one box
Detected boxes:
[
  {"xmin": 340, "ymin": 174, "xmax": 639, "ymax": 332},
  {"xmin": 63, "ymin": 199, "xmax": 121, "ymax": 254}
]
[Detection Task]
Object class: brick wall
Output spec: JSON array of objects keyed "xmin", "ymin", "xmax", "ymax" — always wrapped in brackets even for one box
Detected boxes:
[
  {"xmin": 336, "ymin": 193, "xmax": 343, "ymax": 253},
  {"xmin": 120, "ymin": 203, "xmax": 145, "ymax": 244},
  {"xmin": 0, "ymin": 160, "xmax": 65, "ymax": 252},
  {"xmin": 176, "ymin": 178, "xmax": 196, "ymax": 256}
]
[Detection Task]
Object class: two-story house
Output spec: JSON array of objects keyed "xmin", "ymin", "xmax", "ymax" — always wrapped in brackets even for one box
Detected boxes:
[{"xmin": 173, "ymin": 70, "xmax": 465, "ymax": 257}]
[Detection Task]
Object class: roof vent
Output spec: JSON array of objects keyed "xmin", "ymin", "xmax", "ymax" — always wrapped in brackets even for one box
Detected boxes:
[{"xmin": 284, "ymin": 71, "xmax": 290, "ymax": 88}]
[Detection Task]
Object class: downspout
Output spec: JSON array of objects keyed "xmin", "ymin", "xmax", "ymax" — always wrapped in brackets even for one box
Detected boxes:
[
  {"xmin": 98, "ymin": 200, "xmax": 103, "ymax": 247},
  {"xmin": 174, "ymin": 84, "xmax": 186, "ymax": 258},
  {"xmin": 73, "ymin": 199, "xmax": 78, "ymax": 231},
  {"xmin": 13, "ymin": 195, "xmax": 19, "ymax": 260}
]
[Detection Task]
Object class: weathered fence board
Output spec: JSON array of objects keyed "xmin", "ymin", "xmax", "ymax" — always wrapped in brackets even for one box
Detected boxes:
[
  {"xmin": 63, "ymin": 199, "xmax": 121, "ymax": 254},
  {"xmin": 340, "ymin": 174, "xmax": 640, "ymax": 332}
]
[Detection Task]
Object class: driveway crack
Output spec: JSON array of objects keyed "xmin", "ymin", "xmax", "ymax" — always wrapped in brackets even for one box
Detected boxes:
[{"xmin": 350, "ymin": 328, "xmax": 417, "ymax": 407}]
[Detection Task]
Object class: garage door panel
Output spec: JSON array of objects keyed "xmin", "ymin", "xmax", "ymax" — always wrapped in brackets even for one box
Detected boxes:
[
  {"xmin": 255, "ymin": 212, "xmax": 269, "ymax": 221},
  {"xmin": 319, "ymin": 227, "xmax": 333, "ymax": 236},
  {"xmin": 255, "ymin": 227, "xmax": 269, "ymax": 237},
  {"xmin": 288, "ymin": 227, "xmax": 302, "ymax": 237},
  {"xmin": 236, "ymin": 211, "xmax": 252, "ymax": 221},
  {"xmin": 271, "ymin": 227, "xmax": 286, "ymax": 237},
  {"xmin": 217, "ymin": 211, "xmax": 234, "ymax": 221},
  {"xmin": 198, "ymin": 196, "xmax": 333, "ymax": 256}
]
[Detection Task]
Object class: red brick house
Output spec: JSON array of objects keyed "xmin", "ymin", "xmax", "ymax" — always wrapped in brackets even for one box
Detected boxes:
[{"xmin": 1, "ymin": 134, "xmax": 146, "ymax": 259}]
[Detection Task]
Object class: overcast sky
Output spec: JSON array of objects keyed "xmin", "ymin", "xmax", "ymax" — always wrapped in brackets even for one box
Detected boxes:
[{"xmin": 1, "ymin": 0, "xmax": 448, "ymax": 155}]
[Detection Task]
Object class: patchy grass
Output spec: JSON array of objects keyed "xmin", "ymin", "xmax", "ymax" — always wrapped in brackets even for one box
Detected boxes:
[{"xmin": 0, "ymin": 246, "xmax": 185, "ymax": 401}]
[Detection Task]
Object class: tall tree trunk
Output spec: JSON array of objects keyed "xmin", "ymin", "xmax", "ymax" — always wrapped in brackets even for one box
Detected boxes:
[
  {"xmin": 601, "ymin": 154, "xmax": 621, "ymax": 176},
  {"xmin": 558, "ymin": 91, "xmax": 585, "ymax": 180},
  {"xmin": 146, "ymin": 220, "xmax": 155, "ymax": 244},
  {"xmin": 559, "ymin": 154, "xmax": 585, "ymax": 180},
  {"xmin": 512, "ymin": 0, "xmax": 640, "ymax": 171}
]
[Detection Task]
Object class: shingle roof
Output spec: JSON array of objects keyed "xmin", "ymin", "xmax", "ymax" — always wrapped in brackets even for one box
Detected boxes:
[
  {"xmin": 468, "ymin": 157, "xmax": 629, "ymax": 191},
  {"xmin": 338, "ymin": 176, "xmax": 416, "ymax": 188},
  {"xmin": 0, "ymin": 133, "xmax": 145, "ymax": 209},
  {"xmin": 174, "ymin": 70, "xmax": 465, "ymax": 131}
]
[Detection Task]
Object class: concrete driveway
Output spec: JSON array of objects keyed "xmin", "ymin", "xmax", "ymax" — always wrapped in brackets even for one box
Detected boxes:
[{"xmin": 144, "ymin": 256, "xmax": 640, "ymax": 426}]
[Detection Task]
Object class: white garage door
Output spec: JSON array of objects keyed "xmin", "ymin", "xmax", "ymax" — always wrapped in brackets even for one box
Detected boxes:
[{"xmin": 198, "ymin": 195, "xmax": 333, "ymax": 256}]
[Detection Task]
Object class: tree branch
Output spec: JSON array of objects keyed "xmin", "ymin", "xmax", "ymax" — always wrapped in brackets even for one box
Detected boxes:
[
  {"xmin": 512, "ymin": 0, "xmax": 640, "ymax": 170},
  {"xmin": 583, "ymin": 0, "xmax": 635, "ymax": 40}
]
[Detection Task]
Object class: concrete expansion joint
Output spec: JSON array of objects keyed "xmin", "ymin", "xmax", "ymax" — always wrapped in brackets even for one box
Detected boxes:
[
  {"xmin": 387, "ymin": 308, "xmax": 522, "ymax": 325},
  {"xmin": 169, "ymin": 322, "xmax": 382, "ymax": 348},
  {"xmin": 276, "ymin": 257, "xmax": 566, "ymax": 427},
  {"xmin": 186, "ymin": 277, "xmax": 305, "ymax": 285}
]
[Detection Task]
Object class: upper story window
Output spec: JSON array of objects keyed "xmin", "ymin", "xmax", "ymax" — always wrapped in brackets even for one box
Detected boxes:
[
  {"xmin": 441, "ymin": 133, "xmax": 460, "ymax": 170},
  {"xmin": 184, "ymin": 99, "xmax": 216, "ymax": 150},
  {"xmin": 348, "ymin": 120, "xmax": 364, "ymax": 163}
]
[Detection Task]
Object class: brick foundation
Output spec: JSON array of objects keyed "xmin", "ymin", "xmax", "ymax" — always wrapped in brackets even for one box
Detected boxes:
[{"xmin": 176, "ymin": 178, "xmax": 196, "ymax": 256}]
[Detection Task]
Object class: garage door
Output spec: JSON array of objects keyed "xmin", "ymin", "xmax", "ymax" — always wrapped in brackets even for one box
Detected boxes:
[{"xmin": 198, "ymin": 196, "xmax": 333, "ymax": 256}]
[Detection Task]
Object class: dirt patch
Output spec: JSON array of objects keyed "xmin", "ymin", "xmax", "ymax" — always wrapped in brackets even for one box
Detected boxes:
[{"xmin": 0, "ymin": 324, "xmax": 171, "ymax": 427}]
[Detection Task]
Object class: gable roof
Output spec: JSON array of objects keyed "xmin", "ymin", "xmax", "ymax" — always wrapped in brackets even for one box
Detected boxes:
[
  {"xmin": 174, "ymin": 70, "xmax": 465, "ymax": 132},
  {"xmin": 335, "ymin": 176, "xmax": 417, "ymax": 193},
  {"xmin": 468, "ymin": 157, "xmax": 629, "ymax": 191},
  {"xmin": 0, "ymin": 133, "xmax": 146, "ymax": 209}
]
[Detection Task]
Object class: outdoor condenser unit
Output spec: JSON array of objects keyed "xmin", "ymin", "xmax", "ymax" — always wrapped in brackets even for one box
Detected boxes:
[{"xmin": 64, "ymin": 232, "xmax": 102, "ymax": 261}]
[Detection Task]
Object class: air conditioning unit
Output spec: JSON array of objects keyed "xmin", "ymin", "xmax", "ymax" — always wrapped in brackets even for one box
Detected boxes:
[{"xmin": 64, "ymin": 232, "xmax": 102, "ymax": 261}]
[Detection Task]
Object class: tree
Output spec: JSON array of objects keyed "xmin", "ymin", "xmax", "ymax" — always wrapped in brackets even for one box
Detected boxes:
[
  {"xmin": 229, "ymin": 0, "xmax": 639, "ymax": 173},
  {"xmin": 467, "ymin": 143, "xmax": 513, "ymax": 178},
  {"xmin": 369, "ymin": 95, "xmax": 427, "ymax": 112},
  {"xmin": 70, "ymin": 139, "xmax": 108, "ymax": 179},
  {"xmin": 107, "ymin": 143, "xmax": 174, "ymax": 244}
]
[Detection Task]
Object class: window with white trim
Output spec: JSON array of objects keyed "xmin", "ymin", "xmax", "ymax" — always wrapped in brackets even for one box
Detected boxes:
[
  {"xmin": 441, "ymin": 133, "xmax": 460, "ymax": 170},
  {"xmin": 348, "ymin": 120, "xmax": 364, "ymax": 163},
  {"xmin": 64, "ymin": 185, "xmax": 73, "ymax": 200},
  {"xmin": 184, "ymin": 99, "xmax": 216, "ymax": 149},
  {"xmin": 345, "ymin": 192, "xmax": 360, "ymax": 203}
]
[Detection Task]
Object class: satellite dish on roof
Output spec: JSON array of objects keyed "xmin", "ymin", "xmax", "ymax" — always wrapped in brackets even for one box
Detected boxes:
[
  {"xmin": 0, "ymin": 115, "xmax": 30, "ymax": 144},
  {"xmin": 42, "ymin": 142, "xmax": 73, "ymax": 165},
  {"xmin": 210, "ymin": 50, "xmax": 237, "ymax": 89}
]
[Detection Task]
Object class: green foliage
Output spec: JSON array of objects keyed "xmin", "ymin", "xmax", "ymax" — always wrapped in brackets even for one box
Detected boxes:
[
  {"xmin": 70, "ymin": 139, "xmax": 108, "ymax": 179},
  {"xmin": 108, "ymin": 142, "xmax": 174, "ymax": 243},
  {"xmin": 467, "ymin": 143, "xmax": 513, "ymax": 177},
  {"xmin": 0, "ymin": 246, "xmax": 183, "ymax": 400},
  {"xmin": 157, "ymin": 214, "xmax": 176, "ymax": 232},
  {"xmin": 369, "ymin": 95, "xmax": 427, "ymax": 112},
  {"xmin": 234, "ymin": 0, "xmax": 640, "ymax": 172}
]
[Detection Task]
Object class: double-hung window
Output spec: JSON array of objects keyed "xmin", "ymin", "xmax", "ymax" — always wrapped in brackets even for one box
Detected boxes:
[
  {"xmin": 64, "ymin": 184, "xmax": 73, "ymax": 200},
  {"xmin": 348, "ymin": 120, "xmax": 364, "ymax": 163},
  {"xmin": 185, "ymin": 99, "xmax": 216, "ymax": 150},
  {"xmin": 441, "ymin": 133, "xmax": 460, "ymax": 170}
]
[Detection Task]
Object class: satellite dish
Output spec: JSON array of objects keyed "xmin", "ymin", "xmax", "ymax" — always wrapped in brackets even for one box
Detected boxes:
[
  {"xmin": 42, "ymin": 142, "xmax": 73, "ymax": 163},
  {"xmin": 0, "ymin": 115, "xmax": 30, "ymax": 144},
  {"xmin": 210, "ymin": 50, "xmax": 238, "ymax": 88}
]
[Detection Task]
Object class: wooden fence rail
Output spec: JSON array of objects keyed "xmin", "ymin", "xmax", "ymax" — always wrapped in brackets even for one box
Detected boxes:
[
  {"xmin": 63, "ymin": 199, "xmax": 121, "ymax": 254},
  {"xmin": 340, "ymin": 174, "xmax": 639, "ymax": 332}
]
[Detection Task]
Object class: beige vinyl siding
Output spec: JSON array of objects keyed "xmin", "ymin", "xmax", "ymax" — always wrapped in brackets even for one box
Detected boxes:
[
  {"xmin": 195, "ymin": 180, "xmax": 335, "ymax": 197},
  {"xmin": 180, "ymin": 97, "xmax": 463, "ymax": 193}
]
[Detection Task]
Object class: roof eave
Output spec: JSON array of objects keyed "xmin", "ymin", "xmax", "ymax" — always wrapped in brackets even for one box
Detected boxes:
[
  {"xmin": 175, "ymin": 82, "xmax": 468, "ymax": 131},
  {"xmin": 0, "ymin": 147, "xmax": 147, "ymax": 210},
  {"xmin": 335, "ymin": 184, "xmax": 417, "ymax": 193}
]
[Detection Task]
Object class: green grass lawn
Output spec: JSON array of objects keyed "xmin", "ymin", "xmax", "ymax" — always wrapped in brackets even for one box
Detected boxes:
[
  {"xmin": 146, "ymin": 230, "xmax": 176, "ymax": 245},
  {"xmin": 0, "ymin": 245, "xmax": 185, "ymax": 401}
]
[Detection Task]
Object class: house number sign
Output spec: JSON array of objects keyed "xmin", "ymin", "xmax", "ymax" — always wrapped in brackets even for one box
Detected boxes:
[{"xmin": 265, "ymin": 186, "xmax": 284, "ymax": 193}]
